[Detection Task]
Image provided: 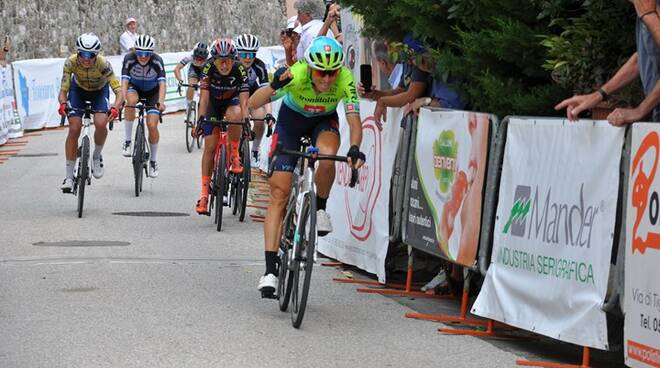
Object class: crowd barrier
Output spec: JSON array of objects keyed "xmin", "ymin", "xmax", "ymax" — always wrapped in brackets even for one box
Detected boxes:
[
  {"xmin": 3, "ymin": 46, "xmax": 284, "ymax": 137},
  {"xmin": 0, "ymin": 64, "xmax": 21, "ymax": 145},
  {"xmin": 311, "ymin": 101, "xmax": 657, "ymax": 366}
]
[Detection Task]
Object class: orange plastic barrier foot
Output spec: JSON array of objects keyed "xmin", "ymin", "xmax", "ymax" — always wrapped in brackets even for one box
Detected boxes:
[
  {"xmin": 516, "ymin": 347, "xmax": 590, "ymax": 368},
  {"xmin": 332, "ymin": 278, "xmax": 408, "ymax": 289},
  {"xmin": 358, "ymin": 287, "xmax": 454, "ymax": 299},
  {"xmin": 439, "ymin": 320, "xmax": 530, "ymax": 339},
  {"xmin": 321, "ymin": 262, "xmax": 344, "ymax": 267}
]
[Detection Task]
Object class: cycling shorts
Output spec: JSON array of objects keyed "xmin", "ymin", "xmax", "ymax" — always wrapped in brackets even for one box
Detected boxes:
[
  {"xmin": 127, "ymin": 85, "xmax": 160, "ymax": 115},
  {"xmin": 67, "ymin": 80, "xmax": 109, "ymax": 117},
  {"xmin": 201, "ymin": 97, "xmax": 240, "ymax": 137}
]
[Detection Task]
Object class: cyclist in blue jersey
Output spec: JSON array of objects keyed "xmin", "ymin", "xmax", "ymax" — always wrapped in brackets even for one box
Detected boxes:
[
  {"xmin": 120, "ymin": 34, "xmax": 166, "ymax": 177},
  {"xmin": 248, "ymin": 36, "xmax": 365, "ymax": 295}
]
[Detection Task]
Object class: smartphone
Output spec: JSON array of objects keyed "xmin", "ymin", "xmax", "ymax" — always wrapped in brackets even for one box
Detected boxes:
[{"xmin": 360, "ymin": 64, "xmax": 372, "ymax": 93}]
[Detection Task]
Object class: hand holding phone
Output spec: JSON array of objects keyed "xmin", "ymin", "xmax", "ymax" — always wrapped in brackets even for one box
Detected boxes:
[{"xmin": 360, "ymin": 64, "xmax": 372, "ymax": 93}]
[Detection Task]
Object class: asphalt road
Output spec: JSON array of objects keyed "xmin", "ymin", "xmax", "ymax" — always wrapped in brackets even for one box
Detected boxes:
[{"xmin": 0, "ymin": 114, "xmax": 624, "ymax": 367}]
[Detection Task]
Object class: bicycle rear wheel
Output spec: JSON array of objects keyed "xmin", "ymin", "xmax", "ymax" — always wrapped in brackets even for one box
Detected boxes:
[
  {"xmin": 133, "ymin": 122, "xmax": 145, "ymax": 197},
  {"xmin": 290, "ymin": 192, "xmax": 317, "ymax": 328},
  {"xmin": 278, "ymin": 200, "xmax": 296, "ymax": 312},
  {"xmin": 77, "ymin": 136, "xmax": 90, "ymax": 218},
  {"xmin": 238, "ymin": 137, "xmax": 251, "ymax": 222},
  {"xmin": 185, "ymin": 103, "xmax": 196, "ymax": 153},
  {"xmin": 231, "ymin": 174, "xmax": 239, "ymax": 216},
  {"xmin": 214, "ymin": 145, "xmax": 227, "ymax": 231}
]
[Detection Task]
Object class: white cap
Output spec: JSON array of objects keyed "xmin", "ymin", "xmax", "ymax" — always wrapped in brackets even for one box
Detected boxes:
[
  {"xmin": 125, "ymin": 17, "xmax": 137, "ymax": 25},
  {"xmin": 287, "ymin": 16, "xmax": 302, "ymax": 33}
]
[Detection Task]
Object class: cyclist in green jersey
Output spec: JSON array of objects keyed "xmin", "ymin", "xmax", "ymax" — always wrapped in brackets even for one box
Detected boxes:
[{"xmin": 248, "ymin": 36, "xmax": 366, "ymax": 295}]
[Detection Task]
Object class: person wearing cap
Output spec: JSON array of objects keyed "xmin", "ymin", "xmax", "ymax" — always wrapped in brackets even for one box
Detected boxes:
[
  {"xmin": 281, "ymin": 16, "xmax": 302, "ymax": 66},
  {"xmin": 119, "ymin": 17, "xmax": 138, "ymax": 55},
  {"xmin": 294, "ymin": 0, "xmax": 335, "ymax": 62}
]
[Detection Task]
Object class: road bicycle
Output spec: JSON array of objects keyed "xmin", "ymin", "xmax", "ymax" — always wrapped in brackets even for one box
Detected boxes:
[
  {"xmin": 121, "ymin": 100, "xmax": 162, "ymax": 197},
  {"xmin": 177, "ymin": 82, "xmax": 202, "ymax": 152}
]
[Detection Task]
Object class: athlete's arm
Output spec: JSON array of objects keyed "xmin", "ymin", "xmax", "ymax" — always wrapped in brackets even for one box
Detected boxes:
[
  {"xmin": 157, "ymin": 58, "xmax": 167, "ymax": 111},
  {"xmin": 239, "ymin": 91, "xmax": 249, "ymax": 120},
  {"xmin": 59, "ymin": 57, "xmax": 73, "ymax": 102},
  {"xmin": 248, "ymin": 85, "xmax": 275, "ymax": 110},
  {"xmin": 174, "ymin": 63, "xmax": 184, "ymax": 83},
  {"xmin": 198, "ymin": 89, "xmax": 209, "ymax": 117}
]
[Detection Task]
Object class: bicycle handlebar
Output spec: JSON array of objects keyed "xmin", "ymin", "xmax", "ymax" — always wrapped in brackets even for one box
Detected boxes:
[
  {"xmin": 59, "ymin": 106, "xmax": 109, "ymax": 126},
  {"xmin": 270, "ymin": 142, "xmax": 359, "ymax": 188},
  {"xmin": 177, "ymin": 82, "xmax": 200, "ymax": 96},
  {"xmin": 251, "ymin": 114, "xmax": 276, "ymax": 137},
  {"xmin": 120, "ymin": 102, "xmax": 163, "ymax": 123}
]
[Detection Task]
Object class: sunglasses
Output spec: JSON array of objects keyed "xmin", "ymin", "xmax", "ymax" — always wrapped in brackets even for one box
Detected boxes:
[
  {"xmin": 136, "ymin": 50, "xmax": 153, "ymax": 58},
  {"xmin": 193, "ymin": 56, "xmax": 206, "ymax": 63},
  {"xmin": 312, "ymin": 69, "xmax": 339, "ymax": 78},
  {"xmin": 78, "ymin": 51, "xmax": 97, "ymax": 60},
  {"xmin": 239, "ymin": 52, "xmax": 256, "ymax": 59}
]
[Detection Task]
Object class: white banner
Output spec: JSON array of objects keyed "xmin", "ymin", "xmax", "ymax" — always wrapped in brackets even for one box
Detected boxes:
[
  {"xmin": 341, "ymin": 7, "xmax": 365, "ymax": 77},
  {"xmin": 625, "ymin": 123, "xmax": 660, "ymax": 368},
  {"xmin": 0, "ymin": 65, "xmax": 15, "ymax": 144},
  {"xmin": 472, "ymin": 118, "xmax": 623, "ymax": 349},
  {"xmin": 405, "ymin": 109, "xmax": 490, "ymax": 267},
  {"xmin": 12, "ymin": 58, "xmax": 64, "ymax": 130},
  {"xmin": 317, "ymin": 99, "xmax": 402, "ymax": 282}
]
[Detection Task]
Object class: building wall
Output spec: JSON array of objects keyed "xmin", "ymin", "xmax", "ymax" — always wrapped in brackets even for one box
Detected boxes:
[{"xmin": 0, "ymin": 0, "xmax": 287, "ymax": 60}]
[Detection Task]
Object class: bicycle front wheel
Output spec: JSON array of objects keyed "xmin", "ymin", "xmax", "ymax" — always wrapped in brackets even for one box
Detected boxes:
[
  {"xmin": 133, "ymin": 123, "xmax": 145, "ymax": 197},
  {"xmin": 77, "ymin": 136, "xmax": 90, "ymax": 218},
  {"xmin": 290, "ymin": 192, "xmax": 317, "ymax": 328},
  {"xmin": 238, "ymin": 137, "xmax": 251, "ymax": 222},
  {"xmin": 278, "ymin": 201, "xmax": 296, "ymax": 312},
  {"xmin": 214, "ymin": 145, "xmax": 227, "ymax": 231},
  {"xmin": 185, "ymin": 103, "xmax": 196, "ymax": 153}
]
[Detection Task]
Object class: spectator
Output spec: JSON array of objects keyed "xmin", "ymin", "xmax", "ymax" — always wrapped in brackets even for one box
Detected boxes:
[
  {"xmin": 120, "ymin": 17, "xmax": 139, "ymax": 55},
  {"xmin": 282, "ymin": 16, "xmax": 301, "ymax": 67},
  {"xmin": 556, "ymin": 0, "xmax": 660, "ymax": 123},
  {"xmin": 406, "ymin": 58, "xmax": 465, "ymax": 115},
  {"xmin": 634, "ymin": 0, "xmax": 660, "ymax": 45},
  {"xmin": 294, "ymin": 0, "xmax": 334, "ymax": 61},
  {"xmin": 0, "ymin": 35, "xmax": 10, "ymax": 67},
  {"xmin": 373, "ymin": 41, "xmax": 402, "ymax": 89},
  {"xmin": 318, "ymin": 3, "xmax": 343, "ymax": 45}
]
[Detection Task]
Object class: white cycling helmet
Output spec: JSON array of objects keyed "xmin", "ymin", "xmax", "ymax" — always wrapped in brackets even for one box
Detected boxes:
[
  {"xmin": 134, "ymin": 34, "xmax": 155, "ymax": 51},
  {"xmin": 235, "ymin": 34, "xmax": 260, "ymax": 52},
  {"xmin": 76, "ymin": 33, "xmax": 102, "ymax": 54}
]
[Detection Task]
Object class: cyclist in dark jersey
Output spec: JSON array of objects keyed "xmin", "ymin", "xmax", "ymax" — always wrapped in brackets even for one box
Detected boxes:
[
  {"xmin": 120, "ymin": 34, "xmax": 166, "ymax": 178},
  {"xmin": 249, "ymin": 36, "xmax": 366, "ymax": 295},
  {"xmin": 195, "ymin": 38, "xmax": 250, "ymax": 215},
  {"xmin": 235, "ymin": 34, "xmax": 271, "ymax": 166},
  {"xmin": 174, "ymin": 42, "xmax": 209, "ymax": 118}
]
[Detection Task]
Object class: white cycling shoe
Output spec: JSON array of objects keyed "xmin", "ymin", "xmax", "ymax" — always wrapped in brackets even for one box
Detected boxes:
[
  {"xmin": 92, "ymin": 155, "xmax": 104, "ymax": 179},
  {"xmin": 258, "ymin": 273, "xmax": 278, "ymax": 294},
  {"xmin": 121, "ymin": 141, "xmax": 132, "ymax": 157},
  {"xmin": 148, "ymin": 161, "xmax": 159, "ymax": 178},
  {"xmin": 60, "ymin": 177, "xmax": 74, "ymax": 193}
]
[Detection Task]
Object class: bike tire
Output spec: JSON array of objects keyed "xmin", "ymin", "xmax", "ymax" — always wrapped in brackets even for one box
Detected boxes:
[
  {"xmin": 215, "ymin": 145, "xmax": 227, "ymax": 231},
  {"xmin": 195, "ymin": 102, "xmax": 202, "ymax": 149},
  {"xmin": 290, "ymin": 192, "xmax": 317, "ymax": 328},
  {"xmin": 185, "ymin": 104, "xmax": 195, "ymax": 153},
  {"xmin": 77, "ymin": 136, "xmax": 90, "ymax": 218},
  {"xmin": 231, "ymin": 174, "xmax": 238, "ymax": 215},
  {"xmin": 278, "ymin": 201, "xmax": 296, "ymax": 312},
  {"xmin": 133, "ymin": 122, "xmax": 145, "ymax": 197},
  {"xmin": 238, "ymin": 138, "xmax": 250, "ymax": 222}
]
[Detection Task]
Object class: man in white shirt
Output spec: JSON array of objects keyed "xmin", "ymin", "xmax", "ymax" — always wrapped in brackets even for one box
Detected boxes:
[
  {"xmin": 294, "ymin": 0, "xmax": 334, "ymax": 61},
  {"xmin": 119, "ymin": 17, "xmax": 138, "ymax": 55}
]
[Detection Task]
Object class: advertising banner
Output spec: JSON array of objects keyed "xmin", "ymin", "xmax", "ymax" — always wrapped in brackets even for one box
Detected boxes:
[
  {"xmin": 12, "ymin": 58, "xmax": 64, "ymax": 130},
  {"xmin": 341, "ymin": 7, "xmax": 365, "ymax": 77},
  {"xmin": 625, "ymin": 123, "xmax": 660, "ymax": 367},
  {"xmin": 317, "ymin": 99, "xmax": 402, "ymax": 282},
  {"xmin": 404, "ymin": 109, "xmax": 491, "ymax": 267},
  {"xmin": 472, "ymin": 118, "xmax": 624, "ymax": 349},
  {"xmin": 0, "ymin": 65, "xmax": 17, "ymax": 144}
]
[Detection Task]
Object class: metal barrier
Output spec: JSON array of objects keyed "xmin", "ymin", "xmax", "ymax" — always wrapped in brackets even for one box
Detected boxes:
[{"xmin": 389, "ymin": 113, "xmax": 415, "ymax": 242}]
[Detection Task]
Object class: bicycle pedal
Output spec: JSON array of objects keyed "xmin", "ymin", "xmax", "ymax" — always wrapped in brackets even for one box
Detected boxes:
[{"xmin": 261, "ymin": 290, "xmax": 278, "ymax": 300}]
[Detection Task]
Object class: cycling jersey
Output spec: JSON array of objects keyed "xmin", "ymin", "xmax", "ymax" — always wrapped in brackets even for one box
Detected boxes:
[
  {"xmin": 179, "ymin": 55, "xmax": 208, "ymax": 80},
  {"xmin": 121, "ymin": 52, "xmax": 166, "ymax": 92},
  {"xmin": 60, "ymin": 54, "xmax": 120, "ymax": 94},
  {"xmin": 246, "ymin": 58, "xmax": 269, "ymax": 94},
  {"xmin": 272, "ymin": 60, "xmax": 359, "ymax": 118},
  {"xmin": 200, "ymin": 61, "xmax": 249, "ymax": 100}
]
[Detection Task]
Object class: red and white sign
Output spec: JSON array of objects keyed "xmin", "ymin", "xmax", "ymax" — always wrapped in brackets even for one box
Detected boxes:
[
  {"xmin": 317, "ymin": 99, "xmax": 402, "ymax": 282},
  {"xmin": 625, "ymin": 123, "xmax": 660, "ymax": 368}
]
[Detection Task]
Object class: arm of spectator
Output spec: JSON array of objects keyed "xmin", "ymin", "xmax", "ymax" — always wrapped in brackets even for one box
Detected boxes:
[
  {"xmin": 635, "ymin": 0, "xmax": 660, "ymax": 45},
  {"xmin": 555, "ymin": 53, "xmax": 640, "ymax": 120},
  {"xmin": 281, "ymin": 33, "xmax": 297, "ymax": 67},
  {"xmin": 608, "ymin": 79, "xmax": 660, "ymax": 125},
  {"xmin": 0, "ymin": 36, "xmax": 10, "ymax": 67},
  {"xmin": 373, "ymin": 81, "xmax": 427, "ymax": 123},
  {"xmin": 318, "ymin": 4, "xmax": 340, "ymax": 38}
]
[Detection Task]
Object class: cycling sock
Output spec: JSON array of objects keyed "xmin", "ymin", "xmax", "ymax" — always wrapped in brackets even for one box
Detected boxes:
[
  {"xmin": 316, "ymin": 195, "xmax": 328, "ymax": 211},
  {"xmin": 150, "ymin": 144, "xmax": 158, "ymax": 162},
  {"xmin": 65, "ymin": 160, "xmax": 75, "ymax": 179},
  {"xmin": 124, "ymin": 120, "xmax": 134, "ymax": 141},
  {"xmin": 265, "ymin": 251, "xmax": 278, "ymax": 275},
  {"xmin": 201, "ymin": 176, "xmax": 211, "ymax": 197},
  {"xmin": 93, "ymin": 144, "xmax": 103, "ymax": 159}
]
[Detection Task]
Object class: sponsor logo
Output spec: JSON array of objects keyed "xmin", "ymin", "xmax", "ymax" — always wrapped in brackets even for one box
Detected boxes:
[
  {"xmin": 336, "ymin": 114, "xmax": 382, "ymax": 241},
  {"xmin": 433, "ymin": 130, "xmax": 458, "ymax": 196},
  {"xmin": 630, "ymin": 131, "xmax": 660, "ymax": 254},
  {"xmin": 324, "ymin": 45, "xmax": 331, "ymax": 52},
  {"xmin": 502, "ymin": 183, "xmax": 600, "ymax": 248},
  {"xmin": 303, "ymin": 104, "xmax": 326, "ymax": 113}
]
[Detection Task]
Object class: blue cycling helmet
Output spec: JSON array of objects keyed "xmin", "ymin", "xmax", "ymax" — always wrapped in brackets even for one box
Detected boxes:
[{"xmin": 304, "ymin": 36, "xmax": 344, "ymax": 71}]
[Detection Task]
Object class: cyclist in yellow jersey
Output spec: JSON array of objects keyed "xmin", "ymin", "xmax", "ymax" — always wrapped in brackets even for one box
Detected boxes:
[
  {"xmin": 249, "ymin": 36, "xmax": 365, "ymax": 294},
  {"xmin": 57, "ymin": 33, "xmax": 124, "ymax": 193}
]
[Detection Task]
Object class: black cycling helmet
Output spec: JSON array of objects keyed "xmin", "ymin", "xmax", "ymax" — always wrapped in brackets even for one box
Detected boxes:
[{"xmin": 193, "ymin": 42, "xmax": 208, "ymax": 59}]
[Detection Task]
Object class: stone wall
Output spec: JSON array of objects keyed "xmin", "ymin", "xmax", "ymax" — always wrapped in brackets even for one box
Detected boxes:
[{"xmin": 0, "ymin": 0, "xmax": 287, "ymax": 60}]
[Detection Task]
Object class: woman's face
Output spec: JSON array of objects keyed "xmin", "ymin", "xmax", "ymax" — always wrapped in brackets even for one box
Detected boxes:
[
  {"xmin": 214, "ymin": 57, "xmax": 234, "ymax": 75},
  {"xmin": 310, "ymin": 67, "xmax": 339, "ymax": 92}
]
